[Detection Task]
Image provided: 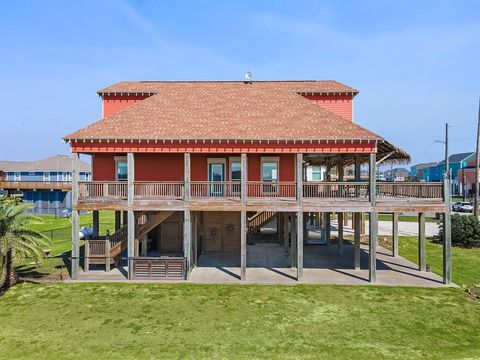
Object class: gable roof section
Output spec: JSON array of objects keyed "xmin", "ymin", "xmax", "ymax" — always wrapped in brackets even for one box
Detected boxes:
[
  {"xmin": 438, "ymin": 152, "xmax": 475, "ymax": 165},
  {"xmin": 97, "ymin": 80, "xmax": 359, "ymax": 96},
  {"xmin": 0, "ymin": 155, "xmax": 90, "ymax": 172},
  {"xmin": 65, "ymin": 87, "xmax": 379, "ymax": 142}
]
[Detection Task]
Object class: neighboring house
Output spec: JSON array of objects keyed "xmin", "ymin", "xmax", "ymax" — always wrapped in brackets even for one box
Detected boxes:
[
  {"xmin": 437, "ymin": 152, "xmax": 475, "ymax": 194},
  {"xmin": 456, "ymin": 155, "xmax": 479, "ymax": 197},
  {"xmin": 0, "ymin": 155, "xmax": 91, "ymax": 215},
  {"xmin": 63, "ymin": 80, "xmax": 450, "ymax": 284}
]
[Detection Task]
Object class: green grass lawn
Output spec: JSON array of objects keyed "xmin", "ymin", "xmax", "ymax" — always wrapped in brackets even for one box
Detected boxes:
[{"xmin": 0, "ymin": 283, "xmax": 479, "ymax": 360}]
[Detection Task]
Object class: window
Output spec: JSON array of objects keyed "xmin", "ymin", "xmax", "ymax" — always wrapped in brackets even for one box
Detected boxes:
[
  {"xmin": 116, "ymin": 161, "xmax": 128, "ymax": 181},
  {"xmin": 62, "ymin": 172, "xmax": 71, "ymax": 181},
  {"xmin": 43, "ymin": 172, "xmax": 50, "ymax": 181},
  {"xmin": 14, "ymin": 172, "xmax": 21, "ymax": 181},
  {"xmin": 261, "ymin": 159, "xmax": 279, "ymax": 182},
  {"xmin": 230, "ymin": 159, "xmax": 241, "ymax": 181},
  {"xmin": 312, "ymin": 166, "xmax": 322, "ymax": 181}
]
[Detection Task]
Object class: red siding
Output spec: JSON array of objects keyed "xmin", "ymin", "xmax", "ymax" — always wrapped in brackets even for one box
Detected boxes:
[
  {"xmin": 91, "ymin": 153, "xmax": 297, "ymax": 182},
  {"xmin": 302, "ymin": 94, "xmax": 353, "ymax": 121},
  {"xmin": 135, "ymin": 154, "xmax": 184, "ymax": 181},
  {"xmin": 102, "ymin": 95, "xmax": 151, "ymax": 117},
  {"xmin": 92, "ymin": 153, "xmax": 116, "ymax": 181}
]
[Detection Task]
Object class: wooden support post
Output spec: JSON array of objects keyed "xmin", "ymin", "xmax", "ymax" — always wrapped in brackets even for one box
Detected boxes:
[
  {"xmin": 392, "ymin": 212, "xmax": 399, "ymax": 257},
  {"xmin": 184, "ymin": 153, "xmax": 191, "ymax": 203},
  {"xmin": 291, "ymin": 212, "xmax": 297, "ymax": 268},
  {"xmin": 354, "ymin": 213, "xmax": 361, "ymax": 270},
  {"xmin": 71, "ymin": 152, "xmax": 80, "ymax": 279},
  {"xmin": 337, "ymin": 157, "xmax": 344, "ymax": 256},
  {"xmin": 84, "ymin": 240, "xmax": 90, "ymax": 272},
  {"xmin": 241, "ymin": 153, "xmax": 247, "ymax": 206},
  {"xmin": 418, "ymin": 212, "xmax": 426, "ymax": 271},
  {"xmin": 278, "ymin": 214, "xmax": 283, "ymax": 245},
  {"xmin": 369, "ymin": 212, "xmax": 378, "ymax": 283},
  {"xmin": 105, "ymin": 238, "xmax": 111, "ymax": 273},
  {"xmin": 123, "ymin": 211, "xmax": 128, "ymax": 225},
  {"xmin": 326, "ymin": 213, "xmax": 331, "ymax": 246},
  {"xmin": 283, "ymin": 212, "xmax": 289, "ymax": 255},
  {"xmin": 127, "ymin": 152, "xmax": 134, "ymax": 280},
  {"xmin": 296, "ymin": 153, "xmax": 303, "ymax": 206},
  {"xmin": 297, "ymin": 211, "xmax": 304, "ymax": 281},
  {"xmin": 241, "ymin": 210, "xmax": 247, "ymax": 281},
  {"xmin": 184, "ymin": 210, "xmax": 191, "ymax": 280},
  {"xmin": 92, "ymin": 210, "xmax": 99, "ymax": 238},
  {"xmin": 369, "ymin": 153, "xmax": 377, "ymax": 283},
  {"xmin": 303, "ymin": 212, "xmax": 308, "ymax": 242},
  {"xmin": 443, "ymin": 179, "xmax": 452, "ymax": 285},
  {"xmin": 115, "ymin": 211, "xmax": 121, "ymax": 231},
  {"xmin": 338, "ymin": 212, "xmax": 344, "ymax": 256}
]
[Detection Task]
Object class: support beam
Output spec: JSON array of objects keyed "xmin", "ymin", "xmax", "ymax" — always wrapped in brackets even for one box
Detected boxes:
[
  {"xmin": 354, "ymin": 212, "xmax": 361, "ymax": 270},
  {"xmin": 123, "ymin": 211, "xmax": 128, "ymax": 225},
  {"xmin": 241, "ymin": 210, "xmax": 247, "ymax": 281},
  {"xmin": 369, "ymin": 211, "xmax": 378, "ymax": 283},
  {"xmin": 127, "ymin": 152, "xmax": 135, "ymax": 280},
  {"xmin": 92, "ymin": 210, "xmax": 99, "ymax": 238},
  {"xmin": 184, "ymin": 153, "xmax": 191, "ymax": 203},
  {"xmin": 277, "ymin": 214, "xmax": 283, "ymax": 245},
  {"xmin": 338, "ymin": 212, "xmax": 344, "ymax": 256},
  {"xmin": 326, "ymin": 213, "xmax": 331, "ymax": 246},
  {"xmin": 392, "ymin": 212, "xmax": 399, "ymax": 257},
  {"xmin": 297, "ymin": 211, "xmax": 303, "ymax": 281},
  {"xmin": 296, "ymin": 153, "xmax": 303, "ymax": 206},
  {"xmin": 418, "ymin": 212, "xmax": 426, "ymax": 271},
  {"xmin": 443, "ymin": 178, "xmax": 452, "ymax": 285},
  {"xmin": 369, "ymin": 153, "xmax": 377, "ymax": 283},
  {"xmin": 115, "ymin": 211, "xmax": 121, "ymax": 231},
  {"xmin": 241, "ymin": 153, "xmax": 247, "ymax": 206},
  {"xmin": 337, "ymin": 157, "xmax": 344, "ymax": 256},
  {"xmin": 71, "ymin": 152, "xmax": 80, "ymax": 280},
  {"xmin": 184, "ymin": 210, "xmax": 191, "ymax": 280},
  {"xmin": 283, "ymin": 212, "xmax": 289, "ymax": 255},
  {"xmin": 291, "ymin": 212, "xmax": 297, "ymax": 268}
]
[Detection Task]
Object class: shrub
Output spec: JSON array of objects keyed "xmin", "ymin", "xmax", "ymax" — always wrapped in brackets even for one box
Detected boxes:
[{"xmin": 439, "ymin": 214, "xmax": 480, "ymax": 248}]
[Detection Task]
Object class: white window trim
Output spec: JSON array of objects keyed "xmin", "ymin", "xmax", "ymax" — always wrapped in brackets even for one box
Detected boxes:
[
  {"xmin": 229, "ymin": 156, "xmax": 241, "ymax": 182},
  {"xmin": 43, "ymin": 172, "xmax": 50, "ymax": 181},
  {"xmin": 260, "ymin": 156, "xmax": 280, "ymax": 182},
  {"xmin": 14, "ymin": 172, "xmax": 21, "ymax": 181},
  {"xmin": 114, "ymin": 156, "xmax": 128, "ymax": 181},
  {"xmin": 207, "ymin": 158, "xmax": 226, "ymax": 181}
]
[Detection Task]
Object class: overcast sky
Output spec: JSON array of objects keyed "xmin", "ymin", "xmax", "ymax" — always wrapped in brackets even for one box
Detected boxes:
[{"xmin": 1, "ymin": 0, "xmax": 479, "ymax": 166}]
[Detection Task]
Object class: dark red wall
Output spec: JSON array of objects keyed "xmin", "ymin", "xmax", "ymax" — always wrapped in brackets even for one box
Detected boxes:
[
  {"xmin": 91, "ymin": 153, "xmax": 295, "ymax": 181},
  {"xmin": 92, "ymin": 154, "xmax": 116, "ymax": 181}
]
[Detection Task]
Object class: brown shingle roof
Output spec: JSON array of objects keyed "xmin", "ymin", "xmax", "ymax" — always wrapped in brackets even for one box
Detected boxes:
[
  {"xmin": 97, "ymin": 80, "xmax": 359, "ymax": 95},
  {"xmin": 65, "ymin": 86, "xmax": 380, "ymax": 141}
]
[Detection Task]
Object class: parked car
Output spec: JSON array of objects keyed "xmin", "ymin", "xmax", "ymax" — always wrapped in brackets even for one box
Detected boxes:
[{"xmin": 452, "ymin": 202, "xmax": 473, "ymax": 213}]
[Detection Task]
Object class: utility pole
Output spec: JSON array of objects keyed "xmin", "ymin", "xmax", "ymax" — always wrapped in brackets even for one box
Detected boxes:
[
  {"xmin": 445, "ymin": 122, "xmax": 449, "ymax": 180},
  {"xmin": 475, "ymin": 99, "xmax": 480, "ymax": 218}
]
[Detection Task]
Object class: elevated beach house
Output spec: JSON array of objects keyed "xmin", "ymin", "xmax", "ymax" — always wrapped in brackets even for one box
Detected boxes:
[{"xmin": 64, "ymin": 80, "xmax": 451, "ymax": 284}]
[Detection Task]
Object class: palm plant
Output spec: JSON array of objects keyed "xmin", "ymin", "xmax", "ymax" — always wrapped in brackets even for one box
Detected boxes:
[{"xmin": 0, "ymin": 202, "xmax": 51, "ymax": 289}]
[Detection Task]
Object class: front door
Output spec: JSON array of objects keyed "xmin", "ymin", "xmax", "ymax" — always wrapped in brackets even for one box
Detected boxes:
[{"xmin": 208, "ymin": 162, "xmax": 225, "ymax": 197}]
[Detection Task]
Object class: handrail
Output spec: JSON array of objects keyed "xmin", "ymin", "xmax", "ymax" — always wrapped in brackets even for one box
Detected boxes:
[
  {"xmin": 77, "ymin": 180, "xmax": 444, "ymax": 201},
  {"xmin": 0, "ymin": 181, "xmax": 72, "ymax": 190}
]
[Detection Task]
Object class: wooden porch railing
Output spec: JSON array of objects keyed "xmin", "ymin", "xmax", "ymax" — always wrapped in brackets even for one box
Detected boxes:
[
  {"xmin": 376, "ymin": 182, "xmax": 443, "ymax": 199},
  {"xmin": 191, "ymin": 181, "xmax": 241, "ymax": 198},
  {"xmin": 0, "ymin": 181, "xmax": 72, "ymax": 191},
  {"xmin": 248, "ymin": 211, "xmax": 277, "ymax": 232},
  {"xmin": 303, "ymin": 181, "xmax": 370, "ymax": 199},
  {"xmin": 134, "ymin": 182, "xmax": 184, "ymax": 199},
  {"xmin": 79, "ymin": 181, "xmax": 127, "ymax": 199},
  {"xmin": 247, "ymin": 181, "xmax": 296, "ymax": 198},
  {"xmin": 77, "ymin": 181, "xmax": 444, "ymax": 201},
  {"xmin": 131, "ymin": 257, "xmax": 186, "ymax": 280}
]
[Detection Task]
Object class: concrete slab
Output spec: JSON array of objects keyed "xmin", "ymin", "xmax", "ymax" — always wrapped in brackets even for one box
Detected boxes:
[{"xmin": 190, "ymin": 242, "xmax": 446, "ymax": 287}]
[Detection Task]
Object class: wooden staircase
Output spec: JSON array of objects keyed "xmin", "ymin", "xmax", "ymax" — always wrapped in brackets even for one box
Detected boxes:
[
  {"xmin": 247, "ymin": 211, "xmax": 278, "ymax": 233},
  {"xmin": 85, "ymin": 211, "xmax": 175, "ymax": 269}
]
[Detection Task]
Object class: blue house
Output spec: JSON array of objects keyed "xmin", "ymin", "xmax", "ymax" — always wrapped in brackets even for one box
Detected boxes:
[
  {"xmin": 411, "ymin": 152, "xmax": 475, "ymax": 195},
  {"xmin": 0, "ymin": 155, "xmax": 91, "ymax": 215}
]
